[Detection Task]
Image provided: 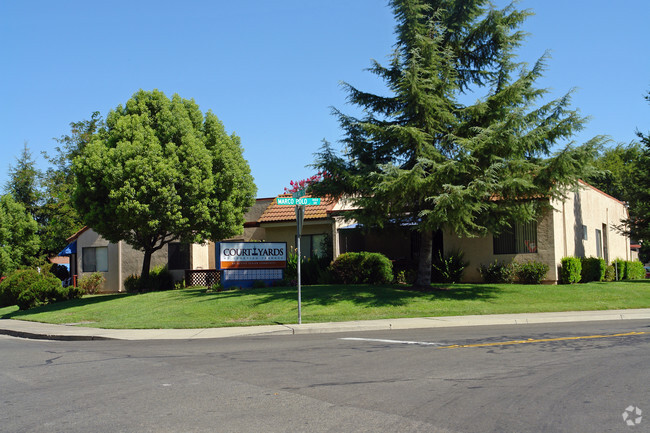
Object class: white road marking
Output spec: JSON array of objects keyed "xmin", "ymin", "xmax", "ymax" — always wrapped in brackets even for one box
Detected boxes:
[{"xmin": 340, "ymin": 337, "xmax": 442, "ymax": 346}]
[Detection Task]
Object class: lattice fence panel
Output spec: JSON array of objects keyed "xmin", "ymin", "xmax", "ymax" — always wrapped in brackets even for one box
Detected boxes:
[{"xmin": 185, "ymin": 270, "xmax": 221, "ymax": 287}]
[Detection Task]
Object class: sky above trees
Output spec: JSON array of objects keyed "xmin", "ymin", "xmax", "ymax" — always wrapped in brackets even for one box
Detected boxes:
[{"xmin": 2, "ymin": 0, "xmax": 649, "ymax": 198}]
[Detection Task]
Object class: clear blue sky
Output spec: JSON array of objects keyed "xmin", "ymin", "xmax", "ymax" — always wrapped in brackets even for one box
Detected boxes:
[{"xmin": 2, "ymin": 0, "xmax": 649, "ymax": 198}]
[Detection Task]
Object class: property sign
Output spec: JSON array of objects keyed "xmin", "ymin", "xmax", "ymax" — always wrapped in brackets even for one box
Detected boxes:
[
  {"xmin": 218, "ymin": 242, "xmax": 287, "ymax": 270},
  {"xmin": 276, "ymin": 197, "xmax": 321, "ymax": 206}
]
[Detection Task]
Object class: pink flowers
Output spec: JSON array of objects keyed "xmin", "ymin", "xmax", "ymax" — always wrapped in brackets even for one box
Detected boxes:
[{"xmin": 284, "ymin": 172, "xmax": 328, "ymax": 194}]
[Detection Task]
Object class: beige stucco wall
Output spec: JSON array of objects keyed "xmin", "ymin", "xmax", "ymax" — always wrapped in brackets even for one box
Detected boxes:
[
  {"xmin": 74, "ymin": 228, "xmax": 211, "ymax": 292},
  {"xmin": 444, "ymin": 183, "xmax": 630, "ymax": 283},
  {"xmin": 551, "ymin": 184, "xmax": 630, "ymax": 264},
  {"xmin": 444, "ymin": 206, "xmax": 557, "ymax": 283}
]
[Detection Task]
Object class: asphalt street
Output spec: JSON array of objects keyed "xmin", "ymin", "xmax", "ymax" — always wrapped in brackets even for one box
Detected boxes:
[{"xmin": 2, "ymin": 319, "xmax": 649, "ymax": 432}]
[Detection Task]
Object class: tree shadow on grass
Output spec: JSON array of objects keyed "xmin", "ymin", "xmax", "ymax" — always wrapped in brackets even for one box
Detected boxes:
[
  {"xmin": 180, "ymin": 284, "xmax": 502, "ymax": 308},
  {"xmin": 0, "ymin": 293, "xmax": 131, "ymax": 319}
]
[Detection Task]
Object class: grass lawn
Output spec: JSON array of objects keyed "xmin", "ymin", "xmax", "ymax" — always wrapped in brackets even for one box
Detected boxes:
[{"xmin": 1, "ymin": 280, "xmax": 649, "ymax": 329}]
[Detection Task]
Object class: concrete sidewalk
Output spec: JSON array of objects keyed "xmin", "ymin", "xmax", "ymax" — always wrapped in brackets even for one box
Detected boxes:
[{"xmin": 1, "ymin": 308, "xmax": 650, "ymax": 341}]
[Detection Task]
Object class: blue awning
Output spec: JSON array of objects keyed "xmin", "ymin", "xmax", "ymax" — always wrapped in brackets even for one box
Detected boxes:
[{"xmin": 58, "ymin": 240, "xmax": 77, "ymax": 256}]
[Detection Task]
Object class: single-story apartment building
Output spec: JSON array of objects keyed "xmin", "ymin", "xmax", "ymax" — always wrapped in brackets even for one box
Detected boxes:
[
  {"xmin": 61, "ymin": 180, "xmax": 632, "ymax": 289},
  {"xmin": 253, "ymin": 181, "xmax": 632, "ymax": 283},
  {"xmin": 60, "ymin": 227, "xmax": 213, "ymax": 292}
]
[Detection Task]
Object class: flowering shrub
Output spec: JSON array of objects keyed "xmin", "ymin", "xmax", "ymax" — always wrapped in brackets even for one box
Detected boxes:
[{"xmin": 284, "ymin": 172, "xmax": 328, "ymax": 194}]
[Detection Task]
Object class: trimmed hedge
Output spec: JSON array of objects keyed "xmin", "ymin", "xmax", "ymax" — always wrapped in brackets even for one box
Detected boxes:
[
  {"xmin": 626, "ymin": 261, "xmax": 645, "ymax": 280},
  {"xmin": 329, "ymin": 252, "xmax": 393, "ymax": 285},
  {"xmin": 581, "ymin": 257, "xmax": 606, "ymax": 283},
  {"xmin": 560, "ymin": 257, "xmax": 582, "ymax": 284}
]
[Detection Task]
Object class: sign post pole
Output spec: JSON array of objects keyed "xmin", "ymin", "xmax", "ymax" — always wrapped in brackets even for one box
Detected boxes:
[
  {"xmin": 295, "ymin": 204, "xmax": 305, "ymax": 324},
  {"xmin": 278, "ymin": 190, "xmax": 321, "ymax": 325}
]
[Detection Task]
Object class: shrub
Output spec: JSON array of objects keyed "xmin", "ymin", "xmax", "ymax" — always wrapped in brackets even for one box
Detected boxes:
[
  {"xmin": 329, "ymin": 252, "xmax": 393, "ymax": 285},
  {"xmin": 604, "ymin": 265, "xmax": 616, "ymax": 282},
  {"xmin": 124, "ymin": 266, "xmax": 175, "ymax": 293},
  {"xmin": 559, "ymin": 257, "xmax": 581, "ymax": 284},
  {"xmin": 432, "ymin": 250, "xmax": 468, "ymax": 284},
  {"xmin": 284, "ymin": 248, "xmax": 331, "ymax": 285},
  {"xmin": 626, "ymin": 261, "xmax": 645, "ymax": 280},
  {"xmin": 0, "ymin": 268, "xmax": 83, "ymax": 310},
  {"xmin": 329, "ymin": 252, "xmax": 362, "ymax": 284},
  {"xmin": 515, "ymin": 260, "xmax": 549, "ymax": 284},
  {"xmin": 252, "ymin": 280, "xmax": 266, "ymax": 289},
  {"xmin": 149, "ymin": 265, "xmax": 175, "ymax": 291},
  {"xmin": 361, "ymin": 252, "xmax": 393, "ymax": 284},
  {"xmin": 479, "ymin": 260, "xmax": 516, "ymax": 284},
  {"xmin": 124, "ymin": 274, "xmax": 140, "ymax": 293},
  {"xmin": 0, "ymin": 269, "xmax": 41, "ymax": 308},
  {"xmin": 78, "ymin": 272, "xmax": 105, "ymax": 294},
  {"xmin": 580, "ymin": 257, "xmax": 606, "ymax": 283}
]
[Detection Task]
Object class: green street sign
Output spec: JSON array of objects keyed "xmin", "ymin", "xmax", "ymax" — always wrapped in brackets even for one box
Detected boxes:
[{"xmin": 276, "ymin": 197, "xmax": 321, "ymax": 206}]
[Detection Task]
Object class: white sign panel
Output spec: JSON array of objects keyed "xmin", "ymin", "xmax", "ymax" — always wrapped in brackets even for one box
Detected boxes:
[{"xmin": 218, "ymin": 242, "xmax": 287, "ymax": 270}]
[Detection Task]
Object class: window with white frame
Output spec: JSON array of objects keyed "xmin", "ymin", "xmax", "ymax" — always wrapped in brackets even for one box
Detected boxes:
[{"xmin": 82, "ymin": 246, "xmax": 108, "ymax": 272}]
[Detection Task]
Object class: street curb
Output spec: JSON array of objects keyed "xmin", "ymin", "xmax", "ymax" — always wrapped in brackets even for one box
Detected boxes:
[
  {"xmin": 0, "ymin": 327, "xmax": 114, "ymax": 341},
  {"xmin": 1, "ymin": 309, "xmax": 650, "ymax": 341}
]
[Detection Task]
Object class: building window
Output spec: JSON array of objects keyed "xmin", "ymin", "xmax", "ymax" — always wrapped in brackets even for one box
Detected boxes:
[
  {"xmin": 582, "ymin": 225, "xmax": 588, "ymax": 240},
  {"xmin": 82, "ymin": 247, "xmax": 108, "ymax": 272},
  {"xmin": 493, "ymin": 221, "xmax": 538, "ymax": 255},
  {"xmin": 297, "ymin": 234, "xmax": 327, "ymax": 259},
  {"xmin": 595, "ymin": 229, "xmax": 603, "ymax": 258},
  {"xmin": 168, "ymin": 243, "xmax": 190, "ymax": 270}
]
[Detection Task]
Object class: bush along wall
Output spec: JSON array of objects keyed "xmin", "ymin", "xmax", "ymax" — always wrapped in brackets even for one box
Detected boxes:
[
  {"xmin": 515, "ymin": 260, "xmax": 549, "ymax": 284},
  {"xmin": 626, "ymin": 261, "xmax": 645, "ymax": 280},
  {"xmin": 560, "ymin": 257, "xmax": 645, "ymax": 283},
  {"xmin": 559, "ymin": 257, "xmax": 582, "ymax": 284},
  {"xmin": 580, "ymin": 257, "xmax": 606, "ymax": 282},
  {"xmin": 479, "ymin": 260, "xmax": 516, "ymax": 284},
  {"xmin": 329, "ymin": 252, "xmax": 393, "ymax": 285}
]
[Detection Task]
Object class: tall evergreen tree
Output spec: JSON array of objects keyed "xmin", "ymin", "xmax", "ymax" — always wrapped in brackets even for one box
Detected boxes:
[
  {"xmin": 5, "ymin": 142, "xmax": 42, "ymax": 222},
  {"xmin": 312, "ymin": 0, "xmax": 598, "ymax": 286}
]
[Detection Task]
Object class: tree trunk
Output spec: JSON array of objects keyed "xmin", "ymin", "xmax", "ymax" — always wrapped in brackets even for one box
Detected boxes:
[
  {"xmin": 415, "ymin": 230, "xmax": 433, "ymax": 288},
  {"xmin": 140, "ymin": 249, "xmax": 153, "ymax": 292}
]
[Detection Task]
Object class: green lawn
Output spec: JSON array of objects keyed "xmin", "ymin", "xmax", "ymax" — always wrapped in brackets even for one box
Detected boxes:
[{"xmin": 1, "ymin": 281, "xmax": 649, "ymax": 329}]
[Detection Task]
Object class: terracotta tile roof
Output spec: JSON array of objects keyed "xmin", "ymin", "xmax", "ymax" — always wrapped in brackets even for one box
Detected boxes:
[{"xmin": 258, "ymin": 194, "xmax": 338, "ymax": 223}]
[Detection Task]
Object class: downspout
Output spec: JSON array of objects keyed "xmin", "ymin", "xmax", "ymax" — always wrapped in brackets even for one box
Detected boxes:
[
  {"xmin": 606, "ymin": 207, "xmax": 610, "ymax": 263},
  {"xmin": 118, "ymin": 241, "xmax": 123, "ymax": 292},
  {"xmin": 562, "ymin": 201, "xmax": 567, "ymax": 258}
]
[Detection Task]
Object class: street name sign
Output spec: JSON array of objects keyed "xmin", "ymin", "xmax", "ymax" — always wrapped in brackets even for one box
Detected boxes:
[{"xmin": 276, "ymin": 197, "xmax": 321, "ymax": 206}]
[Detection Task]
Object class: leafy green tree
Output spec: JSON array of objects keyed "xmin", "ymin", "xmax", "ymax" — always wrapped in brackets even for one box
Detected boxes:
[
  {"xmin": 312, "ymin": 0, "xmax": 598, "ymax": 286},
  {"xmin": 586, "ymin": 141, "xmax": 642, "ymax": 203},
  {"xmin": 5, "ymin": 142, "xmax": 42, "ymax": 222},
  {"xmin": 626, "ymin": 91, "xmax": 650, "ymax": 244},
  {"xmin": 73, "ymin": 90, "xmax": 256, "ymax": 279},
  {"xmin": 0, "ymin": 194, "xmax": 40, "ymax": 276},
  {"xmin": 40, "ymin": 113, "xmax": 103, "ymax": 255}
]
